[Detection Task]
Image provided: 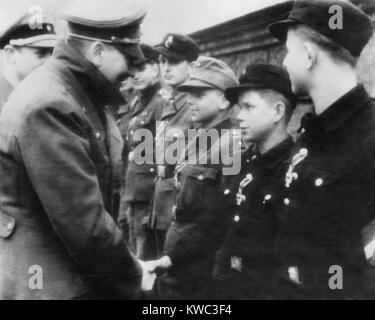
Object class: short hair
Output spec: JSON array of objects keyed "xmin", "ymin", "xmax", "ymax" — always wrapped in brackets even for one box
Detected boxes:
[
  {"xmin": 256, "ymin": 88, "xmax": 294, "ymax": 124},
  {"xmin": 290, "ymin": 24, "xmax": 358, "ymax": 67}
]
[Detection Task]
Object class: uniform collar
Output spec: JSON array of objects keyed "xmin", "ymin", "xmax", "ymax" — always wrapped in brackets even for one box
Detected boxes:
[
  {"xmin": 161, "ymin": 90, "xmax": 189, "ymax": 119},
  {"xmin": 317, "ymin": 84, "xmax": 371, "ymax": 132},
  {"xmin": 248, "ymin": 136, "xmax": 294, "ymax": 170},
  {"xmin": 133, "ymin": 82, "xmax": 162, "ymax": 116},
  {"xmin": 0, "ymin": 74, "xmax": 13, "ymax": 112},
  {"xmin": 173, "ymin": 90, "xmax": 189, "ymax": 111},
  {"xmin": 52, "ymin": 40, "xmax": 125, "ymax": 108},
  {"xmin": 117, "ymin": 102, "xmax": 130, "ymax": 116}
]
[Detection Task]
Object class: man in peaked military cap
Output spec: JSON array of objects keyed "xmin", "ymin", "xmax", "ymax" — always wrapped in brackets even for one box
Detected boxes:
[
  {"xmin": 269, "ymin": 0, "xmax": 375, "ymax": 299},
  {"xmin": 0, "ymin": 9, "xmax": 57, "ymax": 110},
  {"xmin": 0, "ymin": 0, "xmax": 156, "ymax": 300},
  {"xmin": 118, "ymin": 44, "xmax": 168, "ymax": 260},
  {"xmin": 145, "ymin": 63, "xmax": 296, "ymax": 300},
  {"xmin": 148, "ymin": 33, "xmax": 200, "ymax": 258}
]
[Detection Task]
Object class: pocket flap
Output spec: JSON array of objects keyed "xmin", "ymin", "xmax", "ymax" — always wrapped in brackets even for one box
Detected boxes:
[
  {"xmin": 0, "ymin": 212, "xmax": 16, "ymax": 239},
  {"xmin": 184, "ymin": 166, "xmax": 220, "ymax": 180}
]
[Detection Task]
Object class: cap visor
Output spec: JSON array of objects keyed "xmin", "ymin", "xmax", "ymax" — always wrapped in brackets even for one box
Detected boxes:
[
  {"xmin": 268, "ymin": 18, "xmax": 299, "ymax": 42},
  {"xmin": 116, "ymin": 44, "xmax": 145, "ymax": 60},
  {"xmin": 10, "ymin": 34, "xmax": 58, "ymax": 48},
  {"xmin": 26, "ymin": 39, "xmax": 58, "ymax": 48},
  {"xmin": 154, "ymin": 46, "xmax": 185, "ymax": 61},
  {"xmin": 225, "ymin": 84, "xmax": 265, "ymax": 103},
  {"xmin": 178, "ymin": 79, "xmax": 215, "ymax": 92}
]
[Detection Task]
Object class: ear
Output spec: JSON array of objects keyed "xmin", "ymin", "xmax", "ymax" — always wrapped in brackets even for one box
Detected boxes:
[
  {"xmin": 273, "ymin": 101, "xmax": 286, "ymax": 123},
  {"xmin": 87, "ymin": 41, "xmax": 106, "ymax": 67},
  {"xmin": 3, "ymin": 45, "xmax": 18, "ymax": 65},
  {"xmin": 303, "ymin": 41, "xmax": 317, "ymax": 70},
  {"xmin": 187, "ymin": 61, "xmax": 196, "ymax": 73},
  {"xmin": 218, "ymin": 93, "xmax": 230, "ymax": 110},
  {"xmin": 151, "ymin": 62, "xmax": 160, "ymax": 78}
]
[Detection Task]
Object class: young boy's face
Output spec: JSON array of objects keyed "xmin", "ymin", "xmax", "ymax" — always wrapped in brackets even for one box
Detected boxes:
[
  {"xmin": 131, "ymin": 61, "xmax": 159, "ymax": 91},
  {"xmin": 159, "ymin": 55, "xmax": 190, "ymax": 88},
  {"xmin": 188, "ymin": 88, "xmax": 223, "ymax": 124},
  {"xmin": 236, "ymin": 89, "xmax": 277, "ymax": 145}
]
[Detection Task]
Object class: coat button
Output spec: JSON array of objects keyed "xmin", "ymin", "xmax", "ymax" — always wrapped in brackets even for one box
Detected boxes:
[
  {"xmin": 198, "ymin": 175, "xmax": 204, "ymax": 181},
  {"xmin": 95, "ymin": 132, "xmax": 101, "ymax": 139},
  {"xmin": 299, "ymin": 148, "xmax": 308, "ymax": 156},
  {"xmin": 315, "ymin": 178, "xmax": 324, "ymax": 187},
  {"xmin": 82, "ymin": 106, "xmax": 87, "ymax": 114},
  {"xmin": 284, "ymin": 198, "xmax": 290, "ymax": 206},
  {"xmin": 224, "ymin": 189, "xmax": 230, "ymax": 195},
  {"xmin": 141, "ymin": 121, "xmax": 145, "ymax": 125},
  {"xmin": 234, "ymin": 215, "xmax": 240, "ymax": 222},
  {"xmin": 150, "ymin": 168, "xmax": 155, "ymax": 173},
  {"xmin": 263, "ymin": 194, "xmax": 272, "ymax": 204}
]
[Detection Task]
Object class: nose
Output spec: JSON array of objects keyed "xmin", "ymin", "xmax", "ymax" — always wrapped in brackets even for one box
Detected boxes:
[
  {"xmin": 163, "ymin": 61, "xmax": 172, "ymax": 73},
  {"xmin": 131, "ymin": 72, "xmax": 139, "ymax": 81},
  {"xmin": 236, "ymin": 108, "xmax": 245, "ymax": 122}
]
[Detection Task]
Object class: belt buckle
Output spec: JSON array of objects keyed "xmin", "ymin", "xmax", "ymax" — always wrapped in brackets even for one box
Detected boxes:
[
  {"xmin": 231, "ymin": 256, "xmax": 243, "ymax": 272},
  {"xmin": 157, "ymin": 165, "xmax": 166, "ymax": 178},
  {"xmin": 128, "ymin": 151, "xmax": 135, "ymax": 162}
]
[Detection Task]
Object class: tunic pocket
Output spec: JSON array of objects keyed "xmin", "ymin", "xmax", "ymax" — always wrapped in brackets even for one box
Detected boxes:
[{"xmin": 177, "ymin": 166, "xmax": 220, "ymax": 211}]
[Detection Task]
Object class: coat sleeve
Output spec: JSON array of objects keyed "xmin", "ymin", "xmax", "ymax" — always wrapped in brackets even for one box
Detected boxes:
[
  {"xmin": 16, "ymin": 101, "xmax": 142, "ymax": 299},
  {"xmin": 164, "ymin": 182, "xmax": 234, "ymax": 268}
]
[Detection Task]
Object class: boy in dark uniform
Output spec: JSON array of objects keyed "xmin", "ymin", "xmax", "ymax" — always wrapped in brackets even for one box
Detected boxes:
[
  {"xmin": 145, "ymin": 63, "xmax": 295, "ymax": 300},
  {"xmin": 269, "ymin": 0, "xmax": 375, "ymax": 299}
]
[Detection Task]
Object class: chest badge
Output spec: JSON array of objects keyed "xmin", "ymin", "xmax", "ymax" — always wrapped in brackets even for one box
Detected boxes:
[
  {"xmin": 288, "ymin": 266, "xmax": 302, "ymax": 285},
  {"xmin": 285, "ymin": 148, "xmax": 308, "ymax": 188},
  {"xmin": 231, "ymin": 256, "xmax": 243, "ymax": 272},
  {"xmin": 165, "ymin": 35, "xmax": 174, "ymax": 48},
  {"xmin": 236, "ymin": 174, "xmax": 253, "ymax": 206}
]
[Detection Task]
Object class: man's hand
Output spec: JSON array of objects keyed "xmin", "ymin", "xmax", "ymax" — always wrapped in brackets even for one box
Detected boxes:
[
  {"xmin": 143, "ymin": 256, "xmax": 173, "ymax": 273},
  {"xmin": 139, "ymin": 260, "xmax": 157, "ymax": 291}
]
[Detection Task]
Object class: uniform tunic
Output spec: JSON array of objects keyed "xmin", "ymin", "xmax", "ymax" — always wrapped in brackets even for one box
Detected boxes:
[
  {"xmin": 149, "ymin": 90, "xmax": 194, "ymax": 255},
  {"xmin": 121, "ymin": 82, "xmax": 166, "ymax": 259},
  {"xmin": 160, "ymin": 106, "xmax": 240, "ymax": 299},
  {"xmin": 276, "ymin": 85, "xmax": 375, "ymax": 299},
  {"xmin": 0, "ymin": 41, "xmax": 142, "ymax": 300}
]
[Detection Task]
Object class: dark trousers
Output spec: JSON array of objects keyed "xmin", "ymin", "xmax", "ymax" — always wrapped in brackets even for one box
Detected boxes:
[{"xmin": 157, "ymin": 274, "xmax": 216, "ymax": 300}]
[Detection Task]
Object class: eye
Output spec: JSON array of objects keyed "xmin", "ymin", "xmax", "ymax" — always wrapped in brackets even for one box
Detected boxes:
[
  {"xmin": 239, "ymin": 103, "xmax": 252, "ymax": 110},
  {"xmin": 35, "ymin": 48, "xmax": 53, "ymax": 58}
]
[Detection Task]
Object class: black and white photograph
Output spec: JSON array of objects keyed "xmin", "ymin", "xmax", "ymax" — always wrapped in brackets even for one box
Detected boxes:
[{"xmin": 0, "ymin": 0, "xmax": 374, "ymax": 307}]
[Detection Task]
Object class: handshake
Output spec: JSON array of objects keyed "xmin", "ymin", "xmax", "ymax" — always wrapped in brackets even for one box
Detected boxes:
[{"xmin": 139, "ymin": 256, "xmax": 173, "ymax": 291}]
